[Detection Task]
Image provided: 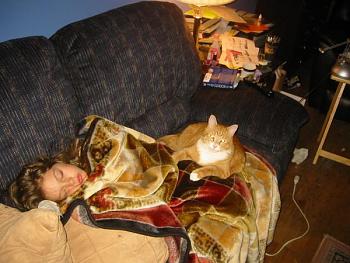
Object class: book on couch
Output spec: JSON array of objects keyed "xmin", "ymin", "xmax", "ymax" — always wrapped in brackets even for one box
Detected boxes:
[{"xmin": 202, "ymin": 66, "xmax": 239, "ymax": 89}]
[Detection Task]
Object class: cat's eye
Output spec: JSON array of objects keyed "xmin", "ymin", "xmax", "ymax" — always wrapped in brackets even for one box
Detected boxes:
[{"xmin": 220, "ymin": 139, "xmax": 225, "ymax": 144}]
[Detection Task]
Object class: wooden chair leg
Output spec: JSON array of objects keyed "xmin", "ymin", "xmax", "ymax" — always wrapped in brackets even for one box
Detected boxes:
[
  {"xmin": 316, "ymin": 82, "xmax": 346, "ymax": 142},
  {"xmin": 313, "ymin": 82, "xmax": 346, "ymax": 164}
]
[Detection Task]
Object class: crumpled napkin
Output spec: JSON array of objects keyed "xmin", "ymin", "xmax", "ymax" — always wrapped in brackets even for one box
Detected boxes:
[{"xmin": 291, "ymin": 148, "xmax": 308, "ymax": 165}]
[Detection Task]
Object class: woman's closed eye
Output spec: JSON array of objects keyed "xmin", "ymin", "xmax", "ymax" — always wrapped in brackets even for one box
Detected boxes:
[{"xmin": 54, "ymin": 169, "xmax": 64, "ymax": 181}]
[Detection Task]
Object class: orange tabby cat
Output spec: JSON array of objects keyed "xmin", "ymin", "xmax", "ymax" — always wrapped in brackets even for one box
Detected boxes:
[{"xmin": 158, "ymin": 115, "xmax": 246, "ymax": 181}]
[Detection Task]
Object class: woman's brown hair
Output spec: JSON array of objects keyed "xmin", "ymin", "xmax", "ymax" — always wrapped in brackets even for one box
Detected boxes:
[{"xmin": 9, "ymin": 138, "xmax": 82, "ymax": 211}]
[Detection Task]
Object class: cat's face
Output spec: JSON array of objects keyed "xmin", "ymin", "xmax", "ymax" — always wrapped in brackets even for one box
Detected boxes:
[{"xmin": 201, "ymin": 125, "xmax": 233, "ymax": 152}]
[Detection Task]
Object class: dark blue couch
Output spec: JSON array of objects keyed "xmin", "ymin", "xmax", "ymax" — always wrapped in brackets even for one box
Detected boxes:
[{"xmin": 0, "ymin": 1, "xmax": 308, "ymax": 206}]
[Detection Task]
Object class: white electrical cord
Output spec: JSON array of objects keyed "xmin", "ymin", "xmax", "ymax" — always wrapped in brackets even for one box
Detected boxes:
[{"xmin": 265, "ymin": 175, "xmax": 310, "ymax": 257}]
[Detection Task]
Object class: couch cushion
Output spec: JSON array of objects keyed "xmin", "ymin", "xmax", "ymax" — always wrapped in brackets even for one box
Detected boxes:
[
  {"xmin": 0, "ymin": 36, "xmax": 80, "ymax": 194},
  {"xmin": 0, "ymin": 204, "xmax": 71, "ymax": 262},
  {"xmin": 51, "ymin": 1, "xmax": 202, "ymax": 137},
  {"xmin": 127, "ymin": 97, "xmax": 192, "ymax": 138}
]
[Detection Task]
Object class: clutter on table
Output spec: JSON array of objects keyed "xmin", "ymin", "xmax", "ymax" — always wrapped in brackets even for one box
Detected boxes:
[{"xmin": 185, "ymin": 7, "xmax": 287, "ymax": 94}]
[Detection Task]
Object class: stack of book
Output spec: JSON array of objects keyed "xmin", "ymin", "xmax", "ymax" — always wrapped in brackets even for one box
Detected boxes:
[{"xmin": 202, "ymin": 66, "xmax": 239, "ymax": 89}]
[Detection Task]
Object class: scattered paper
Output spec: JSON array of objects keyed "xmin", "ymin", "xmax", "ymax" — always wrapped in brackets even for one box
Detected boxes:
[
  {"xmin": 291, "ymin": 148, "xmax": 309, "ymax": 165},
  {"xmin": 219, "ymin": 33, "xmax": 259, "ymax": 68},
  {"xmin": 184, "ymin": 6, "xmax": 246, "ymax": 24},
  {"xmin": 207, "ymin": 6, "xmax": 246, "ymax": 24}
]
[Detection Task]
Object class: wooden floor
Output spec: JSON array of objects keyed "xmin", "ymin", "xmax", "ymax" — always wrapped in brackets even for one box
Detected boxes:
[{"xmin": 264, "ymin": 104, "xmax": 350, "ymax": 262}]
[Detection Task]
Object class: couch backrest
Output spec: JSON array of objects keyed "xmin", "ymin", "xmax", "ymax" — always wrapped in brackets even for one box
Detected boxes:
[
  {"xmin": 51, "ymin": 1, "xmax": 202, "ymax": 138},
  {"xmin": 0, "ymin": 36, "xmax": 81, "ymax": 193},
  {"xmin": 0, "ymin": 1, "xmax": 202, "ymax": 198}
]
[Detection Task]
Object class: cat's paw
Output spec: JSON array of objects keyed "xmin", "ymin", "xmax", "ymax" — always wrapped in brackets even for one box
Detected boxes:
[{"xmin": 190, "ymin": 172, "xmax": 200, "ymax": 181}]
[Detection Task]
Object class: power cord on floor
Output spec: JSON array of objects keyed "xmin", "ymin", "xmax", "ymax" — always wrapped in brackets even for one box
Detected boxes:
[{"xmin": 265, "ymin": 175, "xmax": 310, "ymax": 257}]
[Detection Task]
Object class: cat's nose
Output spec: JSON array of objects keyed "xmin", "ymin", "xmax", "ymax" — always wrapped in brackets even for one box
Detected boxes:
[{"xmin": 210, "ymin": 143, "xmax": 218, "ymax": 150}]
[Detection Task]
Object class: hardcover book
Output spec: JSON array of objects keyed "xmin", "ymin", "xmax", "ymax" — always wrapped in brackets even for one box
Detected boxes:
[{"xmin": 203, "ymin": 66, "xmax": 238, "ymax": 89}]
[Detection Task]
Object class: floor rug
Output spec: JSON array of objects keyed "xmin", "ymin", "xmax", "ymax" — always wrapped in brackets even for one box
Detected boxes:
[{"xmin": 311, "ymin": 234, "xmax": 350, "ymax": 263}]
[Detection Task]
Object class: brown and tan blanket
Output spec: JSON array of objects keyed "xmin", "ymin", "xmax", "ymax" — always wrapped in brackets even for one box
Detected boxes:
[{"xmin": 61, "ymin": 115, "xmax": 280, "ymax": 263}]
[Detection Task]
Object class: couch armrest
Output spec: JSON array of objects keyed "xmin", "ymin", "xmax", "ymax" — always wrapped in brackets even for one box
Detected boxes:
[{"xmin": 190, "ymin": 87, "xmax": 309, "ymax": 180}]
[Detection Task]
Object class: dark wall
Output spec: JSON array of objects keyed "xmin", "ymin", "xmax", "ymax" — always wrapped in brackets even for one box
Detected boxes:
[
  {"xmin": 256, "ymin": 0, "xmax": 350, "ymax": 70},
  {"xmin": 1, "ymin": 0, "xmax": 258, "ymax": 43},
  {"xmin": 256, "ymin": 0, "xmax": 305, "ymax": 68},
  {"xmin": 0, "ymin": 0, "xmax": 141, "ymax": 42},
  {"xmin": 229, "ymin": 0, "xmax": 257, "ymax": 13}
]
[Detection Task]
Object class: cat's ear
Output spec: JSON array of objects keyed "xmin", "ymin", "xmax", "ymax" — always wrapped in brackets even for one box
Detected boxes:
[
  {"xmin": 227, "ymin": 124, "xmax": 238, "ymax": 137},
  {"xmin": 208, "ymin": 115, "xmax": 217, "ymax": 128}
]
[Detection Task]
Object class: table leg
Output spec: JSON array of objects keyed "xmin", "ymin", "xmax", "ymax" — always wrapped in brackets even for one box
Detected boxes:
[
  {"xmin": 317, "ymin": 82, "xmax": 346, "ymax": 142},
  {"xmin": 313, "ymin": 82, "xmax": 346, "ymax": 164}
]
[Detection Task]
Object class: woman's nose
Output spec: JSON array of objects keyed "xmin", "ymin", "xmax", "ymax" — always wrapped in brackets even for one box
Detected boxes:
[{"xmin": 63, "ymin": 177, "xmax": 75, "ymax": 187}]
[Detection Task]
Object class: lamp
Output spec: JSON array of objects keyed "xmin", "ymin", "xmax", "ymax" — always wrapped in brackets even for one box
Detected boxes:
[
  {"xmin": 331, "ymin": 40, "xmax": 350, "ymax": 80},
  {"xmin": 178, "ymin": 0, "xmax": 235, "ymax": 45},
  {"xmin": 319, "ymin": 38, "xmax": 350, "ymax": 80}
]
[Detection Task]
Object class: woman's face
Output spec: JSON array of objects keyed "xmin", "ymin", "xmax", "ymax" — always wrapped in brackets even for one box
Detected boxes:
[{"xmin": 41, "ymin": 163, "xmax": 87, "ymax": 202}]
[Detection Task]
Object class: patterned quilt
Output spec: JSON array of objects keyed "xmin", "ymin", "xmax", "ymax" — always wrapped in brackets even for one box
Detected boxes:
[{"xmin": 61, "ymin": 115, "xmax": 280, "ymax": 263}]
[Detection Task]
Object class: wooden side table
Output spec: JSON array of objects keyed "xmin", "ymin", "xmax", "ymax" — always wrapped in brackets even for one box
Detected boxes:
[{"xmin": 313, "ymin": 74, "xmax": 350, "ymax": 166}]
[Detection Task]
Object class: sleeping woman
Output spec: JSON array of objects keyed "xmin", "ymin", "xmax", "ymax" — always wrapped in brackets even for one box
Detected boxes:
[{"xmin": 9, "ymin": 115, "xmax": 177, "ymax": 214}]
